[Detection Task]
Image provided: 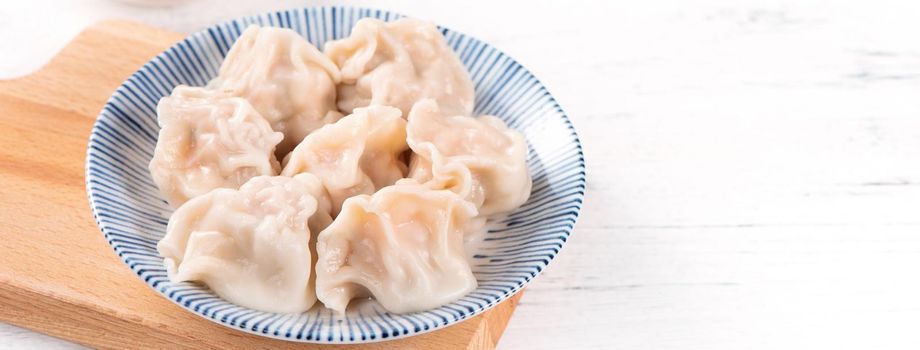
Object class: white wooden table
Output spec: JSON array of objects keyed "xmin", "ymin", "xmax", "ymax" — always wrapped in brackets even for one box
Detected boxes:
[{"xmin": 3, "ymin": 0, "xmax": 920, "ymax": 349}]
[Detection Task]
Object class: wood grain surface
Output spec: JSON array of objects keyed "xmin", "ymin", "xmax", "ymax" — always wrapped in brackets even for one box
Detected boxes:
[{"xmin": 0, "ymin": 20, "xmax": 522, "ymax": 350}]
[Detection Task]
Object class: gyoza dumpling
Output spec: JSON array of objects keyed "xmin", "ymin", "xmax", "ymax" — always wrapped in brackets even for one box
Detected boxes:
[
  {"xmin": 281, "ymin": 105, "xmax": 408, "ymax": 215},
  {"xmin": 158, "ymin": 174, "xmax": 333, "ymax": 313},
  {"xmin": 212, "ymin": 25, "xmax": 342, "ymax": 157},
  {"xmin": 149, "ymin": 86, "xmax": 282, "ymax": 208},
  {"xmin": 324, "ymin": 18, "xmax": 475, "ymax": 117},
  {"xmin": 407, "ymin": 99, "xmax": 532, "ymax": 216},
  {"xmin": 315, "ymin": 181, "xmax": 478, "ymax": 314}
]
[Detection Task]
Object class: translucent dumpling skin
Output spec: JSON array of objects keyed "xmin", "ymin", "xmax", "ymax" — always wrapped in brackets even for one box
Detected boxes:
[
  {"xmin": 149, "ymin": 86, "xmax": 282, "ymax": 208},
  {"xmin": 407, "ymin": 99, "xmax": 532, "ymax": 216},
  {"xmin": 157, "ymin": 174, "xmax": 333, "ymax": 313},
  {"xmin": 213, "ymin": 25, "xmax": 343, "ymax": 157},
  {"xmin": 315, "ymin": 181, "xmax": 478, "ymax": 314},
  {"xmin": 281, "ymin": 105, "xmax": 408, "ymax": 215},
  {"xmin": 148, "ymin": 17, "xmax": 536, "ymax": 316},
  {"xmin": 324, "ymin": 18, "xmax": 475, "ymax": 117}
]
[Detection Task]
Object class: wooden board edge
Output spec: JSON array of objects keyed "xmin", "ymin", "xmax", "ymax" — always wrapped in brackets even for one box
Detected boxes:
[{"xmin": 0, "ymin": 277, "xmax": 200, "ymax": 349}]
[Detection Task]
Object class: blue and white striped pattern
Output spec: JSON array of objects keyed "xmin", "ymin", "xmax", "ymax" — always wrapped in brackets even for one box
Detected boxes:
[{"xmin": 85, "ymin": 7, "xmax": 585, "ymax": 343}]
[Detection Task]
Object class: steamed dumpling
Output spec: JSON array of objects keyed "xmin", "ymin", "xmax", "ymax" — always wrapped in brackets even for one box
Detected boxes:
[
  {"xmin": 315, "ymin": 181, "xmax": 478, "ymax": 313},
  {"xmin": 407, "ymin": 99, "xmax": 531, "ymax": 216},
  {"xmin": 149, "ymin": 86, "xmax": 282, "ymax": 208},
  {"xmin": 158, "ymin": 174, "xmax": 333, "ymax": 313},
  {"xmin": 281, "ymin": 105, "xmax": 408, "ymax": 215},
  {"xmin": 212, "ymin": 25, "xmax": 343, "ymax": 156},
  {"xmin": 324, "ymin": 18, "xmax": 475, "ymax": 117}
]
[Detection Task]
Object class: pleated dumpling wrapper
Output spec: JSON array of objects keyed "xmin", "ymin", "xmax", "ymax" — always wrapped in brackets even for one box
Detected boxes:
[
  {"xmin": 315, "ymin": 180, "xmax": 478, "ymax": 314},
  {"xmin": 149, "ymin": 86, "xmax": 282, "ymax": 208},
  {"xmin": 212, "ymin": 25, "xmax": 343, "ymax": 157},
  {"xmin": 157, "ymin": 174, "xmax": 333, "ymax": 313},
  {"xmin": 281, "ymin": 105, "xmax": 408, "ymax": 215},
  {"xmin": 407, "ymin": 99, "xmax": 532, "ymax": 216},
  {"xmin": 324, "ymin": 18, "xmax": 475, "ymax": 117}
]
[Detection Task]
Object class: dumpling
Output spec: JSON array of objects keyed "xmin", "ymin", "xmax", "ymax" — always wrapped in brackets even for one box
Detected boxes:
[
  {"xmin": 149, "ymin": 86, "xmax": 282, "ymax": 208},
  {"xmin": 212, "ymin": 25, "xmax": 343, "ymax": 157},
  {"xmin": 281, "ymin": 105, "xmax": 408, "ymax": 215},
  {"xmin": 315, "ymin": 181, "xmax": 478, "ymax": 314},
  {"xmin": 157, "ymin": 174, "xmax": 333, "ymax": 313},
  {"xmin": 407, "ymin": 99, "xmax": 532, "ymax": 216},
  {"xmin": 324, "ymin": 18, "xmax": 475, "ymax": 117}
]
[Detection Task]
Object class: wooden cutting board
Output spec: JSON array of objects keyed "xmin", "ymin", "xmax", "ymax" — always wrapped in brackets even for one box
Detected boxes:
[{"xmin": 0, "ymin": 20, "xmax": 521, "ymax": 350}]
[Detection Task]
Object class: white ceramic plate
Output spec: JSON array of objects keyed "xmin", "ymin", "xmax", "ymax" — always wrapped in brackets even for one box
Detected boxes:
[{"xmin": 86, "ymin": 6, "xmax": 585, "ymax": 343}]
